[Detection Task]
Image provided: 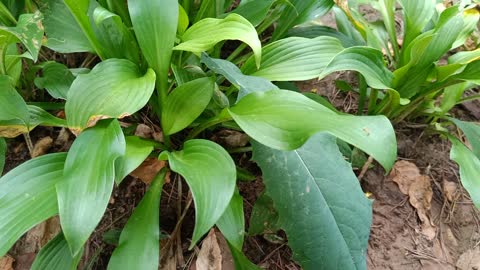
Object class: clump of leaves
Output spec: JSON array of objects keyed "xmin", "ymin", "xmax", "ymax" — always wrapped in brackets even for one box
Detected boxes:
[{"xmin": 0, "ymin": 0, "xmax": 397, "ymax": 269}]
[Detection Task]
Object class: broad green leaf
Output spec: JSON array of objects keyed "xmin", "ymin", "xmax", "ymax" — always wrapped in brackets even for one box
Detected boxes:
[
  {"xmin": 398, "ymin": 0, "xmax": 435, "ymax": 49},
  {"xmin": 107, "ymin": 169, "xmax": 166, "ymax": 270},
  {"xmin": 65, "ymin": 59, "xmax": 156, "ymax": 131},
  {"xmin": 194, "ymin": 0, "xmax": 216, "ymax": 22},
  {"xmin": 128, "ymin": 0, "xmax": 178, "ymax": 87},
  {"xmin": 228, "ymin": 0, "xmax": 275, "ymax": 26},
  {"xmin": 31, "ymin": 233, "xmax": 83, "ymax": 270},
  {"xmin": 252, "ymin": 133, "xmax": 372, "ymax": 269},
  {"xmin": 174, "ymin": 13, "xmax": 262, "ymax": 68},
  {"xmin": 40, "ymin": 0, "xmax": 93, "ymax": 53},
  {"xmin": 0, "ymin": 11, "xmax": 44, "ymax": 61},
  {"xmin": 241, "ymin": 36, "xmax": 344, "ymax": 81},
  {"xmin": 440, "ymin": 83, "xmax": 469, "ymax": 114},
  {"xmin": 0, "ymin": 75, "xmax": 29, "ymax": 125},
  {"xmin": 271, "ymin": 0, "xmax": 335, "ymax": 40},
  {"xmin": 248, "ymin": 193, "xmax": 280, "ymax": 236},
  {"xmin": 450, "ymin": 61, "xmax": 480, "ymax": 84},
  {"xmin": 0, "ymin": 138, "xmax": 5, "ymax": 174},
  {"xmin": 163, "ymin": 139, "xmax": 236, "ymax": 247},
  {"xmin": 178, "ymin": 4, "xmax": 189, "ymax": 35},
  {"xmin": 115, "ymin": 136, "xmax": 155, "ymax": 184},
  {"xmin": 34, "ymin": 62, "xmax": 75, "ymax": 100},
  {"xmin": 287, "ymin": 25, "xmax": 360, "ymax": 47},
  {"xmin": 0, "ymin": 153, "xmax": 66, "ymax": 257},
  {"xmin": 216, "ymin": 189, "xmax": 244, "ymax": 249},
  {"xmin": 162, "ymin": 77, "xmax": 215, "ymax": 135},
  {"xmin": 319, "ymin": 47, "xmax": 394, "ymax": 90},
  {"xmin": 229, "ymin": 90, "xmax": 397, "ymax": 170},
  {"xmin": 449, "ymin": 136, "xmax": 480, "ymax": 208},
  {"xmin": 57, "ymin": 119, "xmax": 126, "ymax": 255},
  {"xmin": 451, "ymin": 119, "xmax": 480, "ymax": 159},
  {"xmin": 0, "ymin": 1, "xmax": 17, "ymax": 25},
  {"xmin": 4, "ymin": 43, "xmax": 22, "ymax": 86},
  {"xmin": 201, "ymin": 53, "xmax": 278, "ymax": 101}
]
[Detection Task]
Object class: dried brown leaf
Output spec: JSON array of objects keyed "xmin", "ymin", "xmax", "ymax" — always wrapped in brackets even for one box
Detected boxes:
[
  {"xmin": 55, "ymin": 128, "xmax": 70, "ymax": 146},
  {"xmin": 456, "ymin": 248, "xmax": 480, "ymax": 270},
  {"xmin": 130, "ymin": 158, "xmax": 167, "ymax": 184},
  {"xmin": 31, "ymin": 136, "xmax": 53, "ymax": 158},
  {"xmin": 134, "ymin": 124, "xmax": 153, "ymax": 139},
  {"xmin": 217, "ymin": 130, "xmax": 249, "ymax": 148},
  {"xmin": 0, "ymin": 255, "xmax": 14, "ymax": 270},
  {"xmin": 443, "ymin": 180, "xmax": 458, "ymax": 203},
  {"xmin": 195, "ymin": 230, "xmax": 234, "ymax": 270},
  {"xmin": 409, "ymin": 175, "xmax": 436, "ymax": 240},
  {"xmin": 390, "ymin": 160, "xmax": 421, "ymax": 195}
]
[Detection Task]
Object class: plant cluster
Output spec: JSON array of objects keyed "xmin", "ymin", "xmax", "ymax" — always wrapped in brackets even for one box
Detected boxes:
[{"xmin": 0, "ymin": 0, "xmax": 478, "ymax": 269}]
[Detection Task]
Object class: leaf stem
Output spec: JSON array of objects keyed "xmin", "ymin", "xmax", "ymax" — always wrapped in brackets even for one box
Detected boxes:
[
  {"xmin": 357, "ymin": 74, "xmax": 367, "ymax": 115},
  {"xmin": 186, "ymin": 108, "xmax": 232, "ymax": 140}
]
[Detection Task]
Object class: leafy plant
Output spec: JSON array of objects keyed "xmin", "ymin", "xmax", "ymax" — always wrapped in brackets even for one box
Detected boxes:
[{"xmin": 0, "ymin": 0, "xmax": 397, "ymax": 269}]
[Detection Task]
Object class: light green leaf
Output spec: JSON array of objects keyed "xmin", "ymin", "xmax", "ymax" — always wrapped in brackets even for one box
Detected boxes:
[
  {"xmin": 115, "ymin": 136, "xmax": 155, "ymax": 184},
  {"xmin": 65, "ymin": 59, "xmax": 156, "ymax": 131},
  {"xmin": 0, "ymin": 11, "xmax": 44, "ymax": 61},
  {"xmin": 229, "ymin": 90, "xmax": 397, "ymax": 171},
  {"xmin": 440, "ymin": 83, "xmax": 469, "ymax": 114},
  {"xmin": 34, "ymin": 62, "xmax": 75, "ymax": 100},
  {"xmin": 449, "ymin": 61, "xmax": 480, "ymax": 84},
  {"xmin": 31, "ymin": 233, "xmax": 83, "ymax": 270},
  {"xmin": 216, "ymin": 189, "xmax": 244, "ymax": 249},
  {"xmin": 241, "ymin": 36, "xmax": 344, "ymax": 81},
  {"xmin": 398, "ymin": 0, "xmax": 435, "ymax": 48},
  {"xmin": 174, "ymin": 13, "xmax": 262, "ymax": 68},
  {"xmin": 0, "ymin": 75, "xmax": 29, "ymax": 125},
  {"xmin": 449, "ymin": 136, "xmax": 480, "ymax": 208},
  {"xmin": 178, "ymin": 4, "xmax": 189, "ymax": 35},
  {"xmin": 252, "ymin": 133, "xmax": 372, "ymax": 269},
  {"xmin": 57, "ymin": 119, "xmax": 126, "ymax": 255},
  {"xmin": 162, "ymin": 77, "xmax": 215, "ymax": 135},
  {"xmin": 0, "ymin": 138, "xmax": 5, "ymax": 175},
  {"xmin": 128, "ymin": 0, "xmax": 178, "ymax": 86},
  {"xmin": 0, "ymin": 153, "xmax": 66, "ymax": 257},
  {"xmin": 228, "ymin": 0, "xmax": 275, "ymax": 26},
  {"xmin": 287, "ymin": 25, "xmax": 361, "ymax": 47},
  {"xmin": 107, "ymin": 169, "xmax": 166, "ymax": 270},
  {"xmin": 164, "ymin": 139, "xmax": 236, "ymax": 247},
  {"xmin": 201, "ymin": 53, "xmax": 278, "ymax": 102},
  {"xmin": 319, "ymin": 46, "xmax": 394, "ymax": 90},
  {"xmin": 40, "ymin": 0, "xmax": 93, "ymax": 53},
  {"xmin": 271, "ymin": 0, "xmax": 335, "ymax": 40},
  {"xmin": 451, "ymin": 118, "xmax": 480, "ymax": 159}
]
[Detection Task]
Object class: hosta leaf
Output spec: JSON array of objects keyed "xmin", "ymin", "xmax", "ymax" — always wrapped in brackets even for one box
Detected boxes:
[
  {"xmin": 252, "ymin": 133, "xmax": 372, "ymax": 269},
  {"xmin": 193, "ymin": 0, "xmax": 217, "ymax": 22},
  {"xmin": 0, "ymin": 138, "xmax": 5, "ymax": 174},
  {"xmin": 65, "ymin": 59, "xmax": 156, "ymax": 131},
  {"xmin": 5, "ymin": 43, "xmax": 22, "ymax": 86},
  {"xmin": 178, "ymin": 4, "xmax": 189, "ymax": 35},
  {"xmin": 449, "ymin": 136, "xmax": 480, "ymax": 208},
  {"xmin": 248, "ymin": 193, "xmax": 280, "ymax": 235},
  {"xmin": 31, "ymin": 233, "xmax": 83, "ymax": 270},
  {"xmin": 230, "ymin": 245, "xmax": 261, "ymax": 270},
  {"xmin": 450, "ymin": 61, "xmax": 480, "ymax": 84},
  {"xmin": 241, "ymin": 36, "xmax": 344, "ymax": 81},
  {"xmin": 34, "ymin": 62, "xmax": 75, "ymax": 100},
  {"xmin": 174, "ymin": 13, "xmax": 262, "ymax": 67},
  {"xmin": 319, "ymin": 46, "xmax": 394, "ymax": 90},
  {"xmin": 398, "ymin": 0, "xmax": 435, "ymax": 48},
  {"xmin": 108, "ymin": 169, "xmax": 166, "ymax": 270},
  {"xmin": 114, "ymin": 136, "xmax": 155, "ymax": 184},
  {"xmin": 271, "ymin": 0, "xmax": 335, "ymax": 40},
  {"xmin": 0, "ymin": 75, "xmax": 29, "ymax": 125},
  {"xmin": 0, "ymin": 153, "xmax": 66, "ymax": 257},
  {"xmin": 228, "ymin": 0, "xmax": 275, "ymax": 26},
  {"xmin": 128, "ymin": 0, "xmax": 178, "ymax": 85},
  {"xmin": 216, "ymin": 189, "xmax": 244, "ymax": 249},
  {"xmin": 57, "ymin": 119, "xmax": 126, "ymax": 255},
  {"xmin": 439, "ymin": 83, "xmax": 469, "ymax": 114},
  {"xmin": 287, "ymin": 25, "xmax": 360, "ymax": 47},
  {"xmin": 163, "ymin": 139, "xmax": 236, "ymax": 247},
  {"xmin": 40, "ymin": 0, "xmax": 93, "ymax": 53},
  {"xmin": 0, "ymin": 11, "xmax": 44, "ymax": 61},
  {"xmin": 450, "ymin": 119, "xmax": 480, "ymax": 159},
  {"xmin": 161, "ymin": 77, "xmax": 215, "ymax": 135},
  {"xmin": 201, "ymin": 53, "xmax": 277, "ymax": 102},
  {"xmin": 229, "ymin": 90, "xmax": 396, "ymax": 171}
]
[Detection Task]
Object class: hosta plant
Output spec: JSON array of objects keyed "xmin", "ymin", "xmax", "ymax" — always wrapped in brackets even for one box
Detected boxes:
[{"xmin": 0, "ymin": 0, "xmax": 396, "ymax": 269}]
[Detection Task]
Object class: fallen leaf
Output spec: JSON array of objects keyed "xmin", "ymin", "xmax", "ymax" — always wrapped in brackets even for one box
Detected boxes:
[
  {"xmin": 134, "ymin": 124, "xmax": 153, "ymax": 139},
  {"xmin": 152, "ymin": 131, "xmax": 164, "ymax": 143},
  {"xmin": 31, "ymin": 136, "xmax": 53, "ymax": 158},
  {"xmin": 24, "ymin": 216, "xmax": 61, "ymax": 253},
  {"xmin": 390, "ymin": 160, "xmax": 421, "ymax": 195},
  {"xmin": 443, "ymin": 180, "xmax": 458, "ymax": 203},
  {"xmin": 456, "ymin": 247, "xmax": 480, "ymax": 270},
  {"xmin": 55, "ymin": 128, "xmax": 70, "ymax": 146},
  {"xmin": 196, "ymin": 229, "xmax": 234, "ymax": 270},
  {"xmin": 160, "ymin": 246, "xmax": 177, "ymax": 270},
  {"xmin": 216, "ymin": 130, "xmax": 249, "ymax": 148},
  {"xmin": 130, "ymin": 158, "xmax": 167, "ymax": 184},
  {"xmin": 409, "ymin": 175, "xmax": 436, "ymax": 240},
  {"xmin": 0, "ymin": 255, "xmax": 14, "ymax": 270}
]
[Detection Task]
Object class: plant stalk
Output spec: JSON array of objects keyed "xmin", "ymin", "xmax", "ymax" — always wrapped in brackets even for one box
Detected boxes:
[{"xmin": 187, "ymin": 108, "xmax": 232, "ymax": 140}]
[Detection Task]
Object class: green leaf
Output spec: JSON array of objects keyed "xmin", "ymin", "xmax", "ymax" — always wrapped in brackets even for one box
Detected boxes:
[
  {"xmin": 34, "ymin": 62, "xmax": 75, "ymax": 100},
  {"xmin": 115, "ymin": 136, "xmax": 155, "ymax": 184},
  {"xmin": 31, "ymin": 233, "xmax": 83, "ymax": 270},
  {"xmin": 107, "ymin": 169, "xmax": 166, "ymax": 270},
  {"xmin": 0, "ymin": 11, "xmax": 44, "ymax": 61},
  {"xmin": 201, "ymin": 53, "xmax": 278, "ymax": 102},
  {"xmin": 65, "ymin": 59, "xmax": 156, "ymax": 131},
  {"xmin": 174, "ymin": 13, "xmax": 262, "ymax": 68},
  {"xmin": 449, "ymin": 136, "xmax": 480, "ymax": 208},
  {"xmin": 287, "ymin": 25, "xmax": 360, "ymax": 47},
  {"xmin": 252, "ymin": 133, "xmax": 372, "ymax": 269},
  {"xmin": 229, "ymin": 243, "xmax": 261, "ymax": 270},
  {"xmin": 449, "ymin": 60, "xmax": 480, "ymax": 84},
  {"xmin": 0, "ymin": 138, "xmax": 5, "ymax": 174},
  {"xmin": 194, "ymin": 0, "xmax": 217, "ymax": 22},
  {"xmin": 216, "ymin": 189, "xmax": 244, "ymax": 249},
  {"xmin": 271, "ymin": 0, "xmax": 335, "ymax": 40},
  {"xmin": 228, "ymin": 0, "xmax": 275, "ymax": 26},
  {"xmin": 178, "ymin": 4, "xmax": 189, "ymax": 35},
  {"xmin": 248, "ymin": 193, "xmax": 280, "ymax": 236},
  {"xmin": 128, "ymin": 0, "xmax": 178, "ymax": 84},
  {"xmin": 0, "ymin": 75, "xmax": 29, "ymax": 125},
  {"xmin": 398, "ymin": 0, "xmax": 435, "ymax": 48},
  {"xmin": 0, "ymin": 153, "xmax": 66, "ymax": 257},
  {"xmin": 451, "ymin": 119, "xmax": 480, "ymax": 159},
  {"xmin": 57, "ymin": 119, "xmax": 126, "ymax": 255},
  {"xmin": 40, "ymin": 0, "xmax": 93, "ymax": 53},
  {"xmin": 319, "ymin": 47, "xmax": 394, "ymax": 90},
  {"xmin": 440, "ymin": 83, "xmax": 469, "ymax": 114},
  {"xmin": 164, "ymin": 139, "xmax": 236, "ymax": 247},
  {"xmin": 229, "ymin": 90, "xmax": 397, "ymax": 171},
  {"xmin": 241, "ymin": 36, "xmax": 344, "ymax": 81},
  {"xmin": 161, "ymin": 77, "xmax": 215, "ymax": 135}
]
